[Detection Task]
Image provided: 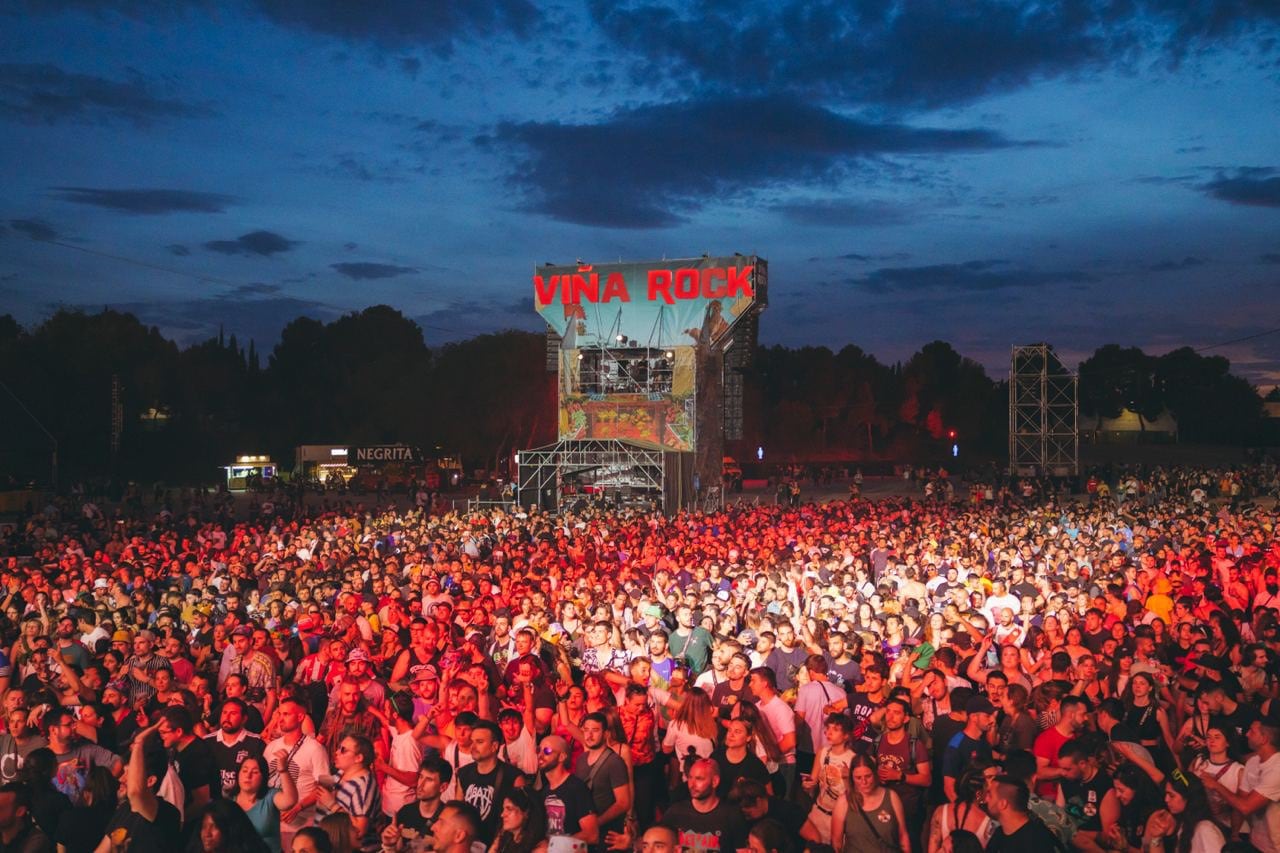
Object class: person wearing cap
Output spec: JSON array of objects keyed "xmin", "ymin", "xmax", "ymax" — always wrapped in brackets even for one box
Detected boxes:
[
  {"xmin": 329, "ymin": 646, "xmax": 388, "ymax": 710},
  {"xmin": 941, "ymin": 695, "xmax": 994, "ymax": 803},
  {"xmin": 408, "ymin": 665, "xmax": 440, "ymax": 720},
  {"xmin": 225, "ymin": 624, "xmax": 278, "ymax": 721}
]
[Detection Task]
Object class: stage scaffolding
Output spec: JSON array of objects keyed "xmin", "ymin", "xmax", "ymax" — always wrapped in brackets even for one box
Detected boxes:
[
  {"xmin": 517, "ymin": 438, "xmax": 694, "ymax": 515},
  {"xmin": 1009, "ymin": 344, "xmax": 1079, "ymax": 476}
]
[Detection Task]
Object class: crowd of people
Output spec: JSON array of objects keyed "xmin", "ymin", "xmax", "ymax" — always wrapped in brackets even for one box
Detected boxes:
[{"xmin": 0, "ymin": 463, "xmax": 1276, "ymax": 853}]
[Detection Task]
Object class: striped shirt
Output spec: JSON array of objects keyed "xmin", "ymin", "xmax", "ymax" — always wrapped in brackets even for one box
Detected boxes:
[
  {"xmin": 124, "ymin": 653, "xmax": 174, "ymax": 706},
  {"xmin": 321, "ymin": 770, "xmax": 380, "ymax": 851}
]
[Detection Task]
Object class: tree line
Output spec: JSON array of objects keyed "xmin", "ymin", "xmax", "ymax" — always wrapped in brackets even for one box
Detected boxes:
[{"xmin": 0, "ymin": 308, "xmax": 1267, "ymax": 486}]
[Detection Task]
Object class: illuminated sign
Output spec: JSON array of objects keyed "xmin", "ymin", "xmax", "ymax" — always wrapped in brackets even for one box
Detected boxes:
[
  {"xmin": 535, "ymin": 256, "xmax": 765, "ymax": 349},
  {"xmin": 351, "ymin": 445, "xmax": 422, "ymax": 465}
]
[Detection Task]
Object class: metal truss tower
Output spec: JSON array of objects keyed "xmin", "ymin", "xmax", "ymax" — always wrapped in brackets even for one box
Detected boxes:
[{"xmin": 1009, "ymin": 344, "xmax": 1078, "ymax": 476}]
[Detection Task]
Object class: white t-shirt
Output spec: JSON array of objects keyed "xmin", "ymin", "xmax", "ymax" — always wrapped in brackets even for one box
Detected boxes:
[
  {"xmin": 266, "ymin": 734, "xmax": 332, "ymax": 836},
  {"xmin": 1242, "ymin": 751, "xmax": 1280, "ymax": 853},
  {"xmin": 1187, "ymin": 820, "xmax": 1226, "ymax": 853},
  {"xmin": 984, "ymin": 594, "xmax": 1020, "ymax": 623},
  {"xmin": 500, "ymin": 728, "xmax": 538, "ymax": 775},
  {"xmin": 443, "ymin": 742, "xmax": 475, "ymax": 801},
  {"xmin": 661, "ymin": 722, "xmax": 714, "ymax": 776},
  {"xmin": 383, "ymin": 728, "xmax": 425, "ymax": 817},
  {"xmin": 694, "ymin": 668, "xmax": 723, "ymax": 696}
]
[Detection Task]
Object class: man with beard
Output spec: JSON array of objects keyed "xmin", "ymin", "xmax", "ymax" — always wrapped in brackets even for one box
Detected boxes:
[
  {"xmin": 330, "ymin": 647, "xmax": 387, "ymax": 709},
  {"xmin": 1056, "ymin": 738, "xmax": 1117, "ymax": 850},
  {"xmin": 382, "ymin": 755, "xmax": 451, "ymax": 850},
  {"xmin": 1033, "ymin": 694, "xmax": 1088, "ymax": 801},
  {"xmin": 538, "ymin": 735, "xmax": 598, "ymax": 844},
  {"xmin": 763, "ymin": 622, "xmax": 807, "ymax": 693},
  {"xmin": 53, "ymin": 615, "xmax": 90, "ymax": 674},
  {"xmin": 661, "ymin": 758, "xmax": 747, "ymax": 853},
  {"xmin": 710, "ymin": 654, "xmax": 753, "ymax": 718},
  {"xmin": 389, "ymin": 618, "xmax": 438, "ymax": 692},
  {"xmin": 203, "ymin": 698, "xmax": 264, "ymax": 798},
  {"xmin": 694, "ymin": 640, "xmax": 740, "ymax": 696},
  {"xmin": 319, "ymin": 681, "xmax": 387, "ymax": 768},
  {"xmin": 266, "ymin": 699, "xmax": 331, "ymax": 852},
  {"xmin": 942, "ymin": 696, "xmax": 995, "ymax": 803},
  {"xmin": 873, "ymin": 697, "xmax": 931, "ymax": 828},
  {"xmin": 224, "ymin": 626, "xmax": 277, "ymax": 722},
  {"xmin": 668, "ymin": 606, "xmax": 712, "ymax": 677},
  {"xmin": 454, "ymin": 720, "xmax": 518, "ymax": 845},
  {"xmin": 574, "ymin": 712, "xmax": 631, "ymax": 846},
  {"xmin": 157, "ymin": 706, "xmax": 215, "ymax": 814},
  {"xmin": 818, "ymin": 631, "xmax": 861, "ymax": 689}
]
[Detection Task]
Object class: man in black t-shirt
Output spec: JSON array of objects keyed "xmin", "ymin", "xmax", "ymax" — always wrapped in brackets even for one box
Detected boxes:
[
  {"xmin": 158, "ymin": 706, "xmax": 216, "ymax": 814},
  {"xmin": 662, "ymin": 758, "xmax": 747, "ymax": 853},
  {"xmin": 454, "ymin": 721, "xmax": 518, "ymax": 845},
  {"xmin": 538, "ymin": 735, "xmax": 599, "ymax": 843},
  {"xmin": 844, "ymin": 664, "xmax": 888, "ymax": 753},
  {"xmin": 941, "ymin": 696, "xmax": 994, "ymax": 803},
  {"xmin": 202, "ymin": 699, "xmax": 264, "ymax": 797},
  {"xmin": 986, "ymin": 775, "xmax": 1066, "ymax": 853},
  {"xmin": 386, "ymin": 756, "xmax": 451, "ymax": 851},
  {"xmin": 1057, "ymin": 740, "xmax": 1116, "ymax": 842},
  {"xmin": 104, "ymin": 727, "xmax": 183, "ymax": 852}
]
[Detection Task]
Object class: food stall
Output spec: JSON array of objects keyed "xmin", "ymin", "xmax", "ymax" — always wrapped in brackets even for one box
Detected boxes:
[{"xmin": 222, "ymin": 455, "xmax": 277, "ymax": 490}]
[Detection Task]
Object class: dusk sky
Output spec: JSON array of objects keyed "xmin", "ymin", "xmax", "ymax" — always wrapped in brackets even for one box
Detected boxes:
[{"xmin": 2, "ymin": 1, "xmax": 1279, "ymax": 382}]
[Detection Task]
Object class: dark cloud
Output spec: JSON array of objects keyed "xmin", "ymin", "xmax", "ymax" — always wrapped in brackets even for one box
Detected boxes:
[
  {"xmin": 0, "ymin": 63, "xmax": 212, "ymax": 126},
  {"xmin": 398, "ymin": 57, "xmax": 421, "ymax": 77},
  {"xmin": 1262, "ymin": 253, "xmax": 1280, "ymax": 265},
  {"xmin": 492, "ymin": 94, "xmax": 1018, "ymax": 228},
  {"xmin": 8, "ymin": 219, "xmax": 59, "ymax": 241},
  {"xmin": 588, "ymin": 1, "xmax": 1280, "ymax": 109},
  {"xmin": 223, "ymin": 283, "xmax": 282, "ymax": 297},
  {"xmin": 251, "ymin": 0, "xmax": 537, "ymax": 50},
  {"xmin": 167, "ymin": 244, "xmax": 190, "ymax": 256},
  {"xmin": 808, "ymin": 251, "xmax": 912, "ymax": 263},
  {"xmin": 1202, "ymin": 168, "xmax": 1280, "ymax": 207},
  {"xmin": 1147, "ymin": 256, "xmax": 1205, "ymax": 271},
  {"xmin": 848, "ymin": 259, "xmax": 1097, "ymax": 293},
  {"xmin": 772, "ymin": 199, "xmax": 912, "ymax": 227},
  {"xmin": 54, "ymin": 187, "xmax": 234, "ymax": 214},
  {"xmin": 204, "ymin": 230, "xmax": 300, "ymax": 256},
  {"xmin": 331, "ymin": 261, "xmax": 416, "ymax": 279}
]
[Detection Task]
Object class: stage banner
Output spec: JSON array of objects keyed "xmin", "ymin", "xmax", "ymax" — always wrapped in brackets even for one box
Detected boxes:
[
  {"xmin": 534, "ymin": 256, "xmax": 764, "ymax": 350},
  {"xmin": 557, "ymin": 347, "xmax": 696, "ymax": 451}
]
